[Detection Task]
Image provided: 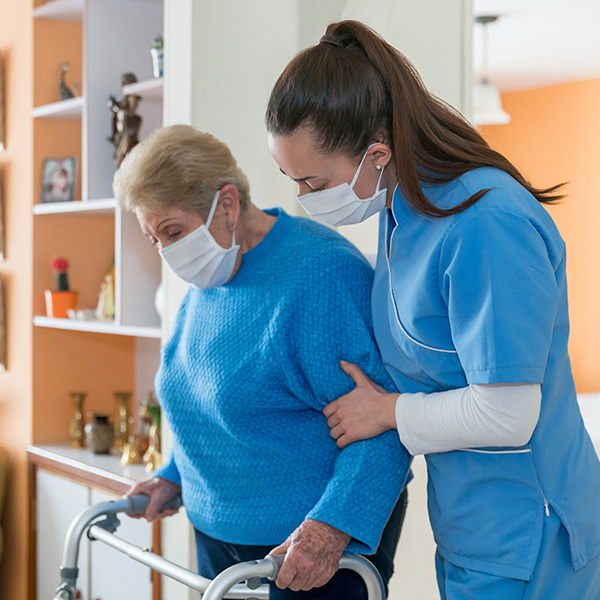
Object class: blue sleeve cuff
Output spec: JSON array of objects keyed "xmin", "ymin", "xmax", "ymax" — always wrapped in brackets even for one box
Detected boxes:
[{"xmin": 153, "ymin": 452, "xmax": 182, "ymax": 487}]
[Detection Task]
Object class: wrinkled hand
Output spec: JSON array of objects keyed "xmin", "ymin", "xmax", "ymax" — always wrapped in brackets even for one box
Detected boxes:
[
  {"xmin": 269, "ymin": 519, "xmax": 350, "ymax": 591},
  {"xmin": 324, "ymin": 360, "xmax": 398, "ymax": 449},
  {"xmin": 127, "ymin": 477, "xmax": 181, "ymax": 522}
]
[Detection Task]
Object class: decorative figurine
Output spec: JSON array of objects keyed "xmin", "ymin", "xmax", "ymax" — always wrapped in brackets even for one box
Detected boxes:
[
  {"xmin": 96, "ymin": 260, "xmax": 115, "ymax": 320},
  {"xmin": 107, "ymin": 73, "xmax": 142, "ymax": 167},
  {"xmin": 59, "ymin": 62, "xmax": 75, "ymax": 101}
]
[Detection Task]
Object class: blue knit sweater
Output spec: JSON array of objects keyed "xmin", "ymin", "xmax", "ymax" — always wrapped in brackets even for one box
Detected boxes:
[{"xmin": 154, "ymin": 208, "xmax": 411, "ymax": 554}]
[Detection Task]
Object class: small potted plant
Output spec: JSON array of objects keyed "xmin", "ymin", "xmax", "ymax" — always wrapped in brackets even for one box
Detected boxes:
[
  {"xmin": 45, "ymin": 257, "xmax": 78, "ymax": 318},
  {"xmin": 150, "ymin": 34, "xmax": 164, "ymax": 79}
]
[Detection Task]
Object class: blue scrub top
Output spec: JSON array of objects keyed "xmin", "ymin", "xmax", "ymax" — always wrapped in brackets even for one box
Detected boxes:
[{"xmin": 373, "ymin": 167, "xmax": 600, "ymax": 580}]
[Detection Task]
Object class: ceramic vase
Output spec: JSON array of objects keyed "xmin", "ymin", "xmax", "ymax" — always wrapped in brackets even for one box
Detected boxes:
[
  {"xmin": 150, "ymin": 47, "xmax": 164, "ymax": 78},
  {"xmin": 85, "ymin": 414, "xmax": 114, "ymax": 454},
  {"xmin": 68, "ymin": 392, "xmax": 86, "ymax": 449}
]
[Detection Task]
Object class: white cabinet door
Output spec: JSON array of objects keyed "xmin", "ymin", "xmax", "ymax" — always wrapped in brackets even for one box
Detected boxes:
[
  {"xmin": 89, "ymin": 489, "xmax": 153, "ymax": 600},
  {"xmin": 37, "ymin": 470, "xmax": 91, "ymax": 600}
]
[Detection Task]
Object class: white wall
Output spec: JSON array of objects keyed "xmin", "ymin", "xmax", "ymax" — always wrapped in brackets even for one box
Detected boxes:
[{"xmin": 162, "ymin": 1, "xmax": 472, "ymax": 599}]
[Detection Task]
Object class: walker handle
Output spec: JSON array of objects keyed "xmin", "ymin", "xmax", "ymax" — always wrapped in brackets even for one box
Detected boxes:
[
  {"xmin": 124, "ymin": 493, "xmax": 183, "ymax": 515},
  {"xmin": 202, "ymin": 552, "xmax": 386, "ymax": 600}
]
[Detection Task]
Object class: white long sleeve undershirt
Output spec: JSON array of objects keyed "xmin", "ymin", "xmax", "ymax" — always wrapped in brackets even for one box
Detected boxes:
[{"xmin": 395, "ymin": 383, "xmax": 541, "ymax": 456}]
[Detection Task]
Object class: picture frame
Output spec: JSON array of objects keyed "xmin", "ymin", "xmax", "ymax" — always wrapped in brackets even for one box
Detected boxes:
[
  {"xmin": 0, "ymin": 172, "xmax": 4, "ymax": 261},
  {"xmin": 41, "ymin": 157, "xmax": 77, "ymax": 204},
  {"xmin": 0, "ymin": 274, "xmax": 6, "ymax": 372},
  {"xmin": 0, "ymin": 51, "xmax": 5, "ymax": 153}
]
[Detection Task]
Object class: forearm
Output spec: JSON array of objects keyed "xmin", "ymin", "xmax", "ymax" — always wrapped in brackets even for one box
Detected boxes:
[
  {"xmin": 396, "ymin": 383, "xmax": 541, "ymax": 455},
  {"xmin": 306, "ymin": 430, "xmax": 411, "ymax": 554}
]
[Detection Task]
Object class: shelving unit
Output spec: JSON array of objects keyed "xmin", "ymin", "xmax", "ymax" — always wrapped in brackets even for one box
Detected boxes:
[{"xmin": 30, "ymin": 1, "xmax": 165, "ymax": 598}]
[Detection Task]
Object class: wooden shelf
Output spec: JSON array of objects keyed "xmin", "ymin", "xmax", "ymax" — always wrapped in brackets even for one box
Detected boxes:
[
  {"xmin": 123, "ymin": 77, "xmax": 163, "ymax": 101},
  {"xmin": 33, "ymin": 0, "xmax": 84, "ymax": 23},
  {"xmin": 33, "ymin": 316, "xmax": 162, "ymax": 339},
  {"xmin": 33, "ymin": 198, "xmax": 117, "ymax": 216},
  {"xmin": 32, "ymin": 96, "xmax": 84, "ymax": 119}
]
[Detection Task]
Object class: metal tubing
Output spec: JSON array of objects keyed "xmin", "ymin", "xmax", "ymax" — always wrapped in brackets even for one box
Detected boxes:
[
  {"xmin": 88, "ymin": 525, "xmax": 270, "ymax": 599},
  {"xmin": 203, "ymin": 553, "xmax": 386, "ymax": 600},
  {"xmin": 61, "ymin": 498, "xmax": 130, "ymax": 568}
]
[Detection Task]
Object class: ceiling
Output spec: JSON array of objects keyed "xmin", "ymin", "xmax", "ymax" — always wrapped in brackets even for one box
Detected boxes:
[{"xmin": 473, "ymin": 0, "xmax": 600, "ymax": 91}]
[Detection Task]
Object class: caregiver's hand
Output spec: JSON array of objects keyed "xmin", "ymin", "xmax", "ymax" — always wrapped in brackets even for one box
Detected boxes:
[
  {"xmin": 127, "ymin": 477, "xmax": 181, "ymax": 522},
  {"xmin": 269, "ymin": 519, "xmax": 350, "ymax": 591},
  {"xmin": 324, "ymin": 360, "xmax": 398, "ymax": 449}
]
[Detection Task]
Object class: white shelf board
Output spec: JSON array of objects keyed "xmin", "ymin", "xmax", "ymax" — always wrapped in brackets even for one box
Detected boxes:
[
  {"xmin": 33, "ymin": 316, "xmax": 162, "ymax": 339},
  {"xmin": 123, "ymin": 77, "xmax": 163, "ymax": 101},
  {"xmin": 33, "ymin": 0, "xmax": 84, "ymax": 23},
  {"xmin": 32, "ymin": 96, "xmax": 84, "ymax": 119},
  {"xmin": 33, "ymin": 198, "xmax": 117, "ymax": 216}
]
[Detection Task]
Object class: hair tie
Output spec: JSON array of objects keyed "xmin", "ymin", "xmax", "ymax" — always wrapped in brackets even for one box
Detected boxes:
[{"xmin": 319, "ymin": 34, "xmax": 342, "ymax": 48}]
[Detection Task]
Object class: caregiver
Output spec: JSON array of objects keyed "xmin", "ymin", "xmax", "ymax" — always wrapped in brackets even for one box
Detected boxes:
[{"xmin": 266, "ymin": 19, "xmax": 600, "ymax": 599}]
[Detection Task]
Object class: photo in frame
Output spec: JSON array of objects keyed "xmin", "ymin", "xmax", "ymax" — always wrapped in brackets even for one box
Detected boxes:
[{"xmin": 41, "ymin": 157, "xmax": 77, "ymax": 203}]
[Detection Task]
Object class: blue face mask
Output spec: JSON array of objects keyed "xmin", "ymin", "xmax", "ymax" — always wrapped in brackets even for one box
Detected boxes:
[{"xmin": 297, "ymin": 144, "xmax": 387, "ymax": 226}]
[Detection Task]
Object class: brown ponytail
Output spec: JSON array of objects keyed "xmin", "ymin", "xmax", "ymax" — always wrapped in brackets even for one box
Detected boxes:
[{"xmin": 266, "ymin": 20, "xmax": 564, "ymax": 218}]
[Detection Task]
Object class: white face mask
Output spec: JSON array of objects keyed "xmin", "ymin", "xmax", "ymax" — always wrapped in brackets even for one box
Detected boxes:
[
  {"xmin": 159, "ymin": 191, "xmax": 240, "ymax": 289},
  {"xmin": 297, "ymin": 143, "xmax": 387, "ymax": 226}
]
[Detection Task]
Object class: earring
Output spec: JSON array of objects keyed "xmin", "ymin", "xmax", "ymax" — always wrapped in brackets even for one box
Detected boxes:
[
  {"xmin": 376, "ymin": 165, "xmax": 383, "ymax": 171},
  {"xmin": 227, "ymin": 221, "xmax": 234, "ymax": 229}
]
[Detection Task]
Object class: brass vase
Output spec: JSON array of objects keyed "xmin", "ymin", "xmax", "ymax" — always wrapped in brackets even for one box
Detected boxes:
[
  {"xmin": 68, "ymin": 392, "xmax": 86, "ymax": 449},
  {"xmin": 113, "ymin": 391, "xmax": 132, "ymax": 452},
  {"xmin": 143, "ymin": 421, "xmax": 162, "ymax": 472}
]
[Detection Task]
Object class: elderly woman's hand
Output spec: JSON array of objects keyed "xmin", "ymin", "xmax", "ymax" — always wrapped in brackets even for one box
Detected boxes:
[
  {"xmin": 324, "ymin": 360, "xmax": 399, "ymax": 449},
  {"xmin": 269, "ymin": 519, "xmax": 351, "ymax": 591},
  {"xmin": 127, "ymin": 477, "xmax": 181, "ymax": 521}
]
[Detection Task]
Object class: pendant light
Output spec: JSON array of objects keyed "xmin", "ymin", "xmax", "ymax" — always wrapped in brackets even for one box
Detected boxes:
[{"xmin": 473, "ymin": 15, "xmax": 510, "ymax": 126}]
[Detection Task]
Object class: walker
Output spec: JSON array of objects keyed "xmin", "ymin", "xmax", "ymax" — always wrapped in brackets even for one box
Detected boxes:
[{"xmin": 52, "ymin": 494, "xmax": 386, "ymax": 600}]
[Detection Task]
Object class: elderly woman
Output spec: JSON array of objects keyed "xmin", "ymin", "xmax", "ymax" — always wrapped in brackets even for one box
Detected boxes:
[{"xmin": 115, "ymin": 125, "xmax": 410, "ymax": 599}]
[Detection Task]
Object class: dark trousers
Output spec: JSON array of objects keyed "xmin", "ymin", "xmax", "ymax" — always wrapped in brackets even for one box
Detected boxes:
[{"xmin": 195, "ymin": 488, "xmax": 408, "ymax": 599}]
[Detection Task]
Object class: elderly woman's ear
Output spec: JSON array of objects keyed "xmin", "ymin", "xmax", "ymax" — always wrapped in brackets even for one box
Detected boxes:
[{"xmin": 217, "ymin": 183, "xmax": 241, "ymax": 230}]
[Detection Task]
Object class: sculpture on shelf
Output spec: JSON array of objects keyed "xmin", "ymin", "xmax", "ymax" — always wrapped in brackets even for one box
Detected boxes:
[
  {"xmin": 96, "ymin": 259, "xmax": 115, "ymax": 320},
  {"xmin": 107, "ymin": 73, "xmax": 142, "ymax": 167},
  {"xmin": 59, "ymin": 62, "xmax": 75, "ymax": 101}
]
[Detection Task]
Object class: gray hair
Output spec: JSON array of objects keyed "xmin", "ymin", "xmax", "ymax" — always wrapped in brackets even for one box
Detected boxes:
[{"xmin": 113, "ymin": 124, "xmax": 251, "ymax": 215}]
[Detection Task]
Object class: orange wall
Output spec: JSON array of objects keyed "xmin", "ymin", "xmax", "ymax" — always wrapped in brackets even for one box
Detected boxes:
[
  {"xmin": 0, "ymin": 0, "xmax": 33, "ymax": 597},
  {"xmin": 480, "ymin": 79, "xmax": 600, "ymax": 393}
]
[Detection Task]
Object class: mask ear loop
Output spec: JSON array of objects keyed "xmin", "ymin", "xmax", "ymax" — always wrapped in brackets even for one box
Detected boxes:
[
  {"xmin": 206, "ymin": 189, "xmax": 237, "ymax": 249},
  {"xmin": 205, "ymin": 190, "xmax": 221, "ymax": 229},
  {"xmin": 350, "ymin": 143, "xmax": 382, "ymax": 189}
]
